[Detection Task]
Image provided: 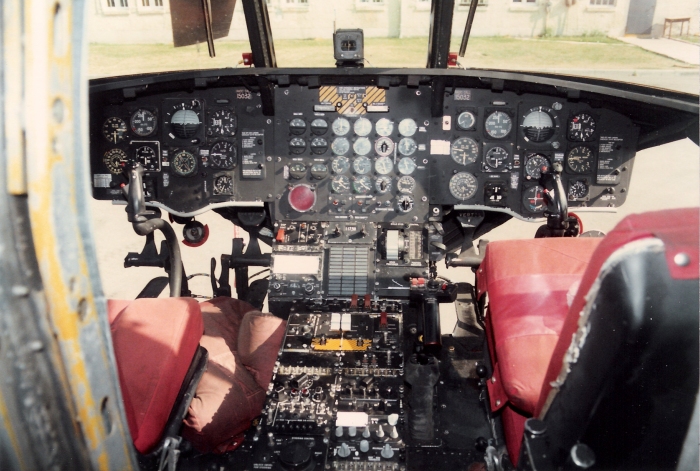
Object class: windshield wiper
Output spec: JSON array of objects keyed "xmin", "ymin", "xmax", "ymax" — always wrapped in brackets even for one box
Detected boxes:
[{"xmin": 459, "ymin": 0, "xmax": 479, "ymax": 58}]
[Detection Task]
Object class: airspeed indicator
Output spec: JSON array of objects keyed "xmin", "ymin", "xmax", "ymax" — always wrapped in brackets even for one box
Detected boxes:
[
  {"xmin": 449, "ymin": 172, "xmax": 478, "ymax": 200},
  {"xmin": 451, "ymin": 137, "xmax": 479, "ymax": 165}
]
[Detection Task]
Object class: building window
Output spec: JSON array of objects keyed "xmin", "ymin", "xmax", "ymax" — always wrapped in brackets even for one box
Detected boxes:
[
  {"xmin": 140, "ymin": 0, "xmax": 163, "ymax": 5},
  {"xmin": 106, "ymin": 0, "xmax": 129, "ymax": 7},
  {"xmin": 459, "ymin": 0, "xmax": 488, "ymax": 5},
  {"xmin": 286, "ymin": 0, "xmax": 308, "ymax": 3},
  {"xmin": 512, "ymin": 0, "xmax": 536, "ymax": 3},
  {"xmin": 359, "ymin": 0, "xmax": 385, "ymax": 3},
  {"xmin": 590, "ymin": 0, "xmax": 615, "ymax": 5}
]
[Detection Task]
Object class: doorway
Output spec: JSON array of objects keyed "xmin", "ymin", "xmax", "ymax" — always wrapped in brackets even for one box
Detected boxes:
[{"xmin": 625, "ymin": 0, "xmax": 657, "ymax": 35}]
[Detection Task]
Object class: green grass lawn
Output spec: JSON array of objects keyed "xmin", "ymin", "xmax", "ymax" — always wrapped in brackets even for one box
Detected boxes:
[
  {"xmin": 678, "ymin": 35, "xmax": 700, "ymax": 44},
  {"xmin": 89, "ymin": 36, "xmax": 692, "ymax": 79}
]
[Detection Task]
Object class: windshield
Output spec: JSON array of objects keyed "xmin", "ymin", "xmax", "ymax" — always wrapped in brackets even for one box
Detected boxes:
[{"xmin": 89, "ymin": 0, "xmax": 699, "ymax": 93}]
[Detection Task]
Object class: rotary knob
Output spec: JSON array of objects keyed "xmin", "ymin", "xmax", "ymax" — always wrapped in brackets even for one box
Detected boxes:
[{"xmin": 288, "ymin": 184, "xmax": 316, "ymax": 213}]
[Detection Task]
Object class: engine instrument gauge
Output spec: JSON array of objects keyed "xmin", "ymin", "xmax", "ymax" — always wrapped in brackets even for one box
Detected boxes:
[
  {"xmin": 375, "ymin": 137, "xmax": 394, "ymax": 157},
  {"xmin": 103, "ymin": 148, "xmax": 127, "ymax": 174},
  {"xmin": 485, "ymin": 146, "xmax": 509, "ymax": 170},
  {"xmin": 375, "ymin": 176, "xmax": 392, "ymax": 193},
  {"xmin": 102, "ymin": 117, "xmax": 128, "ymax": 144},
  {"xmin": 566, "ymin": 146, "xmax": 594, "ymax": 174},
  {"xmin": 448, "ymin": 172, "xmax": 478, "ymax": 200},
  {"xmin": 451, "ymin": 137, "xmax": 479, "ymax": 165},
  {"xmin": 310, "ymin": 118, "xmax": 328, "ymax": 135},
  {"xmin": 353, "ymin": 137, "xmax": 372, "ymax": 156},
  {"xmin": 310, "ymin": 137, "xmax": 328, "ymax": 154},
  {"xmin": 525, "ymin": 153, "xmax": 550, "ymax": 179},
  {"xmin": 289, "ymin": 137, "xmax": 307, "ymax": 154},
  {"xmin": 457, "ymin": 111, "xmax": 476, "ymax": 131},
  {"xmin": 331, "ymin": 156, "xmax": 350, "ymax": 174},
  {"xmin": 353, "ymin": 118, "xmax": 372, "ymax": 137},
  {"xmin": 398, "ymin": 138, "xmax": 417, "ymax": 156},
  {"xmin": 288, "ymin": 163, "xmax": 307, "ymax": 179},
  {"xmin": 568, "ymin": 113, "xmax": 596, "ymax": 141},
  {"xmin": 208, "ymin": 110, "xmax": 237, "ymax": 137},
  {"xmin": 332, "ymin": 117, "xmax": 351, "ymax": 136},
  {"xmin": 353, "ymin": 156, "xmax": 372, "ymax": 175},
  {"xmin": 523, "ymin": 186, "xmax": 547, "ymax": 213},
  {"xmin": 131, "ymin": 109, "xmax": 157, "ymax": 137},
  {"xmin": 374, "ymin": 156, "xmax": 393, "ymax": 175},
  {"xmin": 210, "ymin": 141, "xmax": 236, "ymax": 169},
  {"xmin": 134, "ymin": 145, "xmax": 160, "ymax": 171},
  {"xmin": 310, "ymin": 163, "xmax": 329, "ymax": 180},
  {"xmin": 397, "ymin": 176, "xmax": 416, "ymax": 194},
  {"xmin": 568, "ymin": 180, "xmax": 589, "ymax": 200},
  {"xmin": 398, "ymin": 157, "xmax": 416, "ymax": 175},
  {"xmin": 522, "ymin": 108, "xmax": 555, "ymax": 142},
  {"xmin": 375, "ymin": 118, "xmax": 394, "ymax": 137},
  {"xmin": 484, "ymin": 111, "xmax": 512, "ymax": 139},
  {"xmin": 213, "ymin": 175, "xmax": 233, "ymax": 195},
  {"xmin": 331, "ymin": 175, "xmax": 351, "ymax": 193},
  {"xmin": 331, "ymin": 137, "xmax": 350, "ymax": 156},
  {"xmin": 397, "ymin": 195, "xmax": 414, "ymax": 213},
  {"xmin": 289, "ymin": 118, "xmax": 307, "ymax": 135},
  {"xmin": 353, "ymin": 175, "xmax": 372, "ymax": 194},
  {"xmin": 398, "ymin": 118, "xmax": 417, "ymax": 137},
  {"xmin": 172, "ymin": 150, "xmax": 197, "ymax": 177}
]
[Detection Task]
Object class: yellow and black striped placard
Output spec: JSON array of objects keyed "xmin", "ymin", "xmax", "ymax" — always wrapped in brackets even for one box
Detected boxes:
[{"xmin": 318, "ymin": 86, "xmax": 386, "ymax": 116}]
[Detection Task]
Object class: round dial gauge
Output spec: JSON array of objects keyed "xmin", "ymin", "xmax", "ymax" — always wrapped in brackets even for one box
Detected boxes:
[
  {"xmin": 484, "ymin": 111, "xmax": 513, "ymax": 139},
  {"xmin": 397, "ymin": 175, "xmax": 416, "ymax": 194},
  {"xmin": 375, "ymin": 118, "xmax": 394, "ymax": 137},
  {"xmin": 331, "ymin": 156, "xmax": 350, "ymax": 174},
  {"xmin": 398, "ymin": 157, "xmax": 416, "ymax": 175},
  {"xmin": 289, "ymin": 118, "xmax": 307, "ymax": 135},
  {"xmin": 310, "ymin": 137, "xmax": 328, "ymax": 154},
  {"xmin": 398, "ymin": 138, "xmax": 417, "ymax": 156},
  {"xmin": 374, "ymin": 156, "xmax": 393, "ymax": 175},
  {"xmin": 102, "ymin": 117, "xmax": 128, "ymax": 144},
  {"xmin": 289, "ymin": 137, "xmax": 306, "ymax": 154},
  {"xmin": 210, "ymin": 141, "xmax": 236, "ymax": 169},
  {"xmin": 457, "ymin": 111, "xmax": 476, "ymax": 131},
  {"xmin": 170, "ymin": 101, "xmax": 202, "ymax": 139},
  {"xmin": 288, "ymin": 163, "xmax": 307, "ymax": 179},
  {"xmin": 353, "ymin": 175, "xmax": 372, "ymax": 194},
  {"xmin": 353, "ymin": 156, "xmax": 372, "ymax": 175},
  {"xmin": 567, "ymin": 146, "xmax": 594, "ymax": 174},
  {"xmin": 449, "ymin": 172, "xmax": 478, "ymax": 200},
  {"xmin": 523, "ymin": 186, "xmax": 547, "ymax": 213},
  {"xmin": 353, "ymin": 118, "xmax": 372, "ymax": 137},
  {"xmin": 331, "ymin": 137, "xmax": 350, "ymax": 155},
  {"xmin": 332, "ymin": 117, "xmax": 351, "ymax": 136},
  {"xmin": 375, "ymin": 137, "xmax": 394, "ymax": 157},
  {"xmin": 398, "ymin": 118, "xmax": 417, "ymax": 137},
  {"xmin": 522, "ymin": 108, "xmax": 555, "ymax": 142},
  {"xmin": 208, "ymin": 109, "xmax": 237, "ymax": 137},
  {"xmin": 397, "ymin": 195, "xmax": 414, "ymax": 213},
  {"xmin": 568, "ymin": 113, "xmax": 596, "ymax": 141},
  {"xmin": 135, "ymin": 145, "xmax": 159, "ymax": 171},
  {"xmin": 310, "ymin": 118, "xmax": 328, "ymax": 135},
  {"xmin": 331, "ymin": 175, "xmax": 351, "ymax": 193},
  {"xmin": 310, "ymin": 163, "xmax": 329, "ymax": 180},
  {"xmin": 451, "ymin": 137, "xmax": 479, "ymax": 165},
  {"xmin": 131, "ymin": 109, "xmax": 157, "ymax": 137},
  {"xmin": 375, "ymin": 176, "xmax": 392, "ymax": 193},
  {"xmin": 569, "ymin": 180, "xmax": 589, "ymax": 200},
  {"xmin": 525, "ymin": 153, "xmax": 550, "ymax": 179},
  {"xmin": 172, "ymin": 150, "xmax": 197, "ymax": 177},
  {"xmin": 485, "ymin": 146, "xmax": 509, "ymax": 170},
  {"xmin": 103, "ymin": 148, "xmax": 127, "ymax": 174},
  {"xmin": 214, "ymin": 175, "xmax": 233, "ymax": 195},
  {"xmin": 353, "ymin": 137, "xmax": 372, "ymax": 156}
]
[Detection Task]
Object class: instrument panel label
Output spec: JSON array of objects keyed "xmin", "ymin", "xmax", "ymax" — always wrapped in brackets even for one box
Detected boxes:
[{"xmin": 318, "ymin": 86, "xmax": 386, "ymax": 115}]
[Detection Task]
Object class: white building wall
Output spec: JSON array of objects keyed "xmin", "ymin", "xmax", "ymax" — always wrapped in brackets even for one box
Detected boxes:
[{"xmin": 651, "ymin": 0, "xmax": 699, "ymax": 37}]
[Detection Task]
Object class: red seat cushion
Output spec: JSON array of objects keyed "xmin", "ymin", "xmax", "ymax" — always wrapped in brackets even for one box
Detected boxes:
[{"xmin": 108, "ymin": 298, "xmax": 204, "ymax": 454}]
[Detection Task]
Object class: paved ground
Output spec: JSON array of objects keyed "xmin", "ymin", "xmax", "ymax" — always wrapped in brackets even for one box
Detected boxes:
[
  {"xmin": 541, "ymin": 68, "xmax": 698, "ymax": 95},
  {"xmin": 618, "ymin": 36, "xmax": 700, "ymax": 65}
]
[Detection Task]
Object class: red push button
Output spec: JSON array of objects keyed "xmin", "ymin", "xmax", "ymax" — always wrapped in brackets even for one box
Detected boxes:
[{"xmin": 288, "ymin": 184, "xmax": 316, "ymax": 213}]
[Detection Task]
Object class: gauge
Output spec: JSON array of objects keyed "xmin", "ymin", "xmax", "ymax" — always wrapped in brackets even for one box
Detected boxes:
[
  {"xmin": 375, "ymin": 176, "xmax": 392, "ymax": 193},
  {"xmin": 331, "ymin": 175, "xmax": 351, "ymax": 193},
  {"xmin": 523, "ymin": 186, "xmax": 547, "ymax": 213},
  {"xmin": 353, "ymin": 137, "xmax": 372, "ymax": 156},
  {"xmin": 449, "ymin": 172, "xmax": 478, "ymax": 200},
  {"xmin": 332, "ymin": 117, "xmax": 351, "ymax": 136},
  {"xmin": 353, "ymin": 118, "xmax": 372, "ymax": 137},
  {"xmin": 397, "ymin": 175, "xmax": 416, "ymax": 194},
  {"xmin": 374, "ymin": 156, "xmax": 393, "ymax": 175},
  {"xmin": 310, "ymin": 137, "xmax": 328, "ymax": 154},
  {"xmin": 331, "ymin": 137, "xmax": 350, "ymax": 155},
  {"xmin": 398, "ymin": 138, "xmax": 417, "ymax": 156},
  {"xmin": 353, "ymin": 156, "xmax": 372, "ymax": 175},
  {"xmin": 522, "ymin": 108, "xmax": 555, "ymax": 143},
  {"xmin": 208, "ymin": 109, "xmax": 237, "ymax": 137},
  {"xmin": 289, "ymin": 137, "xmax": 306, "ymax": 154},
  {"xmin": 135, "ymin": 145, "xmax": 160, "ymax": 171},
  {"xmin": 398, "ymin": 118, "xmax": 417, "ymax": 137},
  {"xmin": 102, "ymin": 117, "xmax": 128, "ymax": 144},
  {"xmin": 375, "ymin": 137, "xmax": 394, "ymax": 157},
  {"xmin": 103, "ymin": 148, "xmax": 127, "ymax": 174},
  {"xmin": 172, "ymin": 150, "xmax": 197, "ymax": 177},
  {"xmin": 310, "ymin": 163, "xmax": 329, "ymax": 180},
  {"xmin": 375, "ymin": 118, "xmax": 394, "ymax": 137},
  {"xmin": 484, "ymin": 111, "xmax": 512, "ymax": 139},
  {"xmin": 213, "ymin": 175, "xmax": 233, "ymax": 195},
  {"xmin": 310, "ymin": 118, "xmax": 328, "ymax": 135},
  {"xmin": 568, "ymin": 113, "xmax": 596, "ymax": 141},
  {"xmin": 288, "ymin": 163, "xmax": 307, "ymax": 179},
  {"xmin": 170, "ymin": 101, "xmax": 202, "ymax": 139},
  {"xmin": 210, "ymin": 141, "xmax": 236, "ymax": 169},
  {"xmin": 451, "ymin": 137, "xmax": 479, "ymax": 165},
  {"xmin": 331, "ymin": 156, "xmax": 350, "ymax": 174},
  {"xmin": 397, "ymin": 195, "xmax": 414, "ymax": 213},
  {"xmin": 457, "ymin": 111, "xmax": 476, "ymax": 131},
  {"xmin": 485, "ymin": 146, "xmax": 509, "ymax": 170},
  {"xmin": 353, "ymin": 175, "xmax": 372, "ymax": 194},
  {"xmin": 398, "ymin": 157, "xmax": 416, "ymax": 175},
  {"xmin": 568, "ymin": 180, "xmax": 589, "ymax": 200},
  {"xmin": 289, "ymin": 118, "xmax": 307, "ymax": 135},
  {"xmin": 130, "ymin": 109, "xmax": 157, "ymax": 137},
  {"xmin": 525, "ymin": 153, "xmax": 550, "ymax": 179},
  {"xmin": 567, "ymin": 146, "xmax": 594, "ymax": 174}
]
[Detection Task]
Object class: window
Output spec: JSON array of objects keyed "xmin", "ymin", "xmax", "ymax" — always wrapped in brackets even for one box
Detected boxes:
[
  {"xmin": 459, "ymin": 0, "xmax": 488, "ymax": 5},
  {"xmin": 286, "ymin": 0, "xmax": 308, "ymax": 3},
  {"xmin": 359, "ymin": 0, "xmax": 385, "ymax": 3},
  {"xmin": 140, "ymin": 0, "xmax": 163, "ymax": 6},
  {"xmin": 590, "ymin": 0, "xmax": 615, "ymax": 5},
  {"xmin": 512, "ymin": 0, "xmax": 536, "ymax": 3},
  {"xmin": 106, "ymin": 0, "xmax": 128, "ymax": 7}
]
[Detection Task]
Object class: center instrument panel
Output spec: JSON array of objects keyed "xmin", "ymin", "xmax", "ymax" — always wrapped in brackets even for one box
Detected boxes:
[{"xmin": 90, "ymin": 72, "xmax": 639, "ymax": 221}]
